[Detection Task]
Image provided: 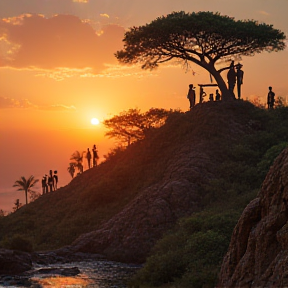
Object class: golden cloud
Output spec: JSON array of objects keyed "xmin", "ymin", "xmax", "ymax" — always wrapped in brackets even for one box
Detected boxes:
[{"xmin": 0, "ymin": 14, "xmax": 125, "ymax": 73}]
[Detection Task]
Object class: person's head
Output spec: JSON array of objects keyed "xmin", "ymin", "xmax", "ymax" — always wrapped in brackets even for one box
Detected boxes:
[
  {"xmin": 87, "ymin": 148, "xmax": 90, "ymax": 151},
  {"xmin": 54, "ymin": 170, "xmax": 57, "ymax": 174},
  {"xmin": 216, "ymin": 89, "xmax": 219, "ymax": 93},
  {"xmin": 269, "ymin": 86, "xmax": 272, "ymax": 90},
  {"xmin": 189, "ymin": 84, "xmax": 193, "ymax": 88}
]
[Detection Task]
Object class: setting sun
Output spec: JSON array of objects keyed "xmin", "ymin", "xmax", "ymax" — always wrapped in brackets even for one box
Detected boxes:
[{"xmin": 91, "ymin": 118, "xmax": 100, "ymax": 125}]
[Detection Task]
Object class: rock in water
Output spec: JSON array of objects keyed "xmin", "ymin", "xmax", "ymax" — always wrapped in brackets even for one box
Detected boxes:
[
  {"xmin": 218, "ymin": 147, "xmax": 288, "ymax": 287},
  {"xmin": 0, "ymin": 249, "xmax": 32, "ymax": 275}
]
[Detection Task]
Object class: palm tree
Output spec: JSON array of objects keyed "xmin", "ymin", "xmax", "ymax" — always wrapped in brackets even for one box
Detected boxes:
[
  {"xmin": 70, "ymin": 150, "xmax": 85, "ymax": 174},
  {"xmin": 13, "ymin": 176, "xmax": 39, "ymax": 205},
  {"xmin": 67, "ymin": 162, "xmax": 76, "ymax": 178}
]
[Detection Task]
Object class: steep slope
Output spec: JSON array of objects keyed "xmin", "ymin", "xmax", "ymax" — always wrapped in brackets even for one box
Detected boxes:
[
  {"xmin": 0, "ymin": 100, "xmax": 282, "ymax": 264},
  {"xmin": 70, "ymin": 100, "xmax": 261, "ymax": 262},
  {"xmin": 218, "ymin": 147, "xmax": 288, "ymax": 287}
]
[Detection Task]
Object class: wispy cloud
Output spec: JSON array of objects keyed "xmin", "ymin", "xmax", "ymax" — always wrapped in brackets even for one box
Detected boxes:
[
  {"xmin": 0, "ymin": 96, "xmax": 76, "ymax": 111},
  {"xmin": 257, "ymin": 10, "xmax": 270, "ymax": 16}
]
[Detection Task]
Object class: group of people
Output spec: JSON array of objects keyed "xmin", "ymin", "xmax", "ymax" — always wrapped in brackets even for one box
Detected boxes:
[
  {"xmin": 227, "ymin": 61, "xmax": 244, "ymax": 99},
  {"xmin": 187, "ymin": 84, "xmax": 222, "ymax": 109},
  {"xmin": 41, "ymin": 170, "xmax": 58, "ymax": 194},
  {"xmin": 86, "ymin": 144, "xmax": 99, "ymax": 169}
]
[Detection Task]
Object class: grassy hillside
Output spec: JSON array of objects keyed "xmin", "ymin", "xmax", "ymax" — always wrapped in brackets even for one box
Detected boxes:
[{"xmin": 1, "ymin": 100, "xmax": 288, "ymax": 287}]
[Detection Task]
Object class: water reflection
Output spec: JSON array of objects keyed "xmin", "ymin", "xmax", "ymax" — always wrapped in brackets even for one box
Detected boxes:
[
  {"xmin": 1, "ymin": 260, "xmax": 141, "ymax": 288},
  {"xmin": 31, "ymin": 276, "xmax": 93, "ymax": 287}
]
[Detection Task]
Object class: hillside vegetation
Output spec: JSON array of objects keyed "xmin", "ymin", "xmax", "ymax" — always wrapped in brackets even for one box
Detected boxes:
[{"xmin": 1, "ymin": 100, "xmax": 288, "ymax": 287}]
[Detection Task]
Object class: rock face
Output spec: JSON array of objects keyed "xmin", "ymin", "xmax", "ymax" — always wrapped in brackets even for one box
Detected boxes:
[
  {"xmin": 0, "ymin": 249, "xmax": 32, "ymax": 275},
  {"xmin": 218, "ymin": 147, "xmax": 288, "ymax": 287}
]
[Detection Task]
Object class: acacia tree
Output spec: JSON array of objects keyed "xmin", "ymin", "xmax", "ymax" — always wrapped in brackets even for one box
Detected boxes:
[
  {"xmin": 13, "ymin": 176, "xmax": 39, "ymax": 205},
  {"xmin": 103, "ymin": 108, "xmax": 172, "ymax": 146},
  {"xmin": 116, "ymin": 11, "xmax": 286, "ymax": 101}
]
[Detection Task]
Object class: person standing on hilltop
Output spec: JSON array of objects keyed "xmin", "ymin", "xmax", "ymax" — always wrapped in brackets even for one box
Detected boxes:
[
  {"xmin": 92, "ymin": 144, "xmax": 99, "ymax": 167},
  {"xmin": 41, "ymin": 175, "xmax": 47, "ymax": 195},
  {"xmin": 53, "ymin": 170, "xmax": 58, "ymax": 190},
  {"xmin": 48, "ymin": 170, "xmax": 54, "ymax": 192},
  {"xmin": 236, "ymin": 63, "xmax": 244, "ymax": 99},
  {"xmin": 86, "ymin": 148, "xmax": 92, "ymax": 169},
  {"xmin": 199, "ymin": 86, "xmax": 207, "ymax": 103},
  {"xmin": 187, "ymin": 84, "xmax": 196, "ymax": 109},
  {"xmin": 267, "ymin": 86, "xmax": 275, "ymax": 109},
  {"xmin": 227, "ymin": 61, "xmax": 236, "ymax": 97}
]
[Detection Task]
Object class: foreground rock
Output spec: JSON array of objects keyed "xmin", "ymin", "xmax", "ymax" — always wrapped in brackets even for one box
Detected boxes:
[
  {"xmin": 218, "ymin": 147, "xmax": 288, "ymax": 287},
  {"xmin": 0, "ymin": 249, "xmax": 32, "ymax": 274}
]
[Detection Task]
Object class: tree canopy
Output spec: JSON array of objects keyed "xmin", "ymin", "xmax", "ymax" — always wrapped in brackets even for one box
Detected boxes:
[
  {"xmin": 116, "ymin": 11, "xmax": 286, "ymax": 101},
  {"xmin": 103, "ymin": 108, "xmax": 172, "ymax": 146},
  {"xmin": 13, "ymin": 176, "xmax": 39, "ymax": 205}
]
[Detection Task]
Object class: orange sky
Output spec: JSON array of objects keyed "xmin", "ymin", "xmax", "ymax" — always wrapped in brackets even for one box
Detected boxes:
[{"xmin": 0, "ymin": 0, "xmax": 288, "ymax": 212}]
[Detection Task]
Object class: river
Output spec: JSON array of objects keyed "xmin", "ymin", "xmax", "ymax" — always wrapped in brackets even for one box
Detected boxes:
[{"xmin": 0, "ymin": 259, "xmax": 141, "ymax": 288}]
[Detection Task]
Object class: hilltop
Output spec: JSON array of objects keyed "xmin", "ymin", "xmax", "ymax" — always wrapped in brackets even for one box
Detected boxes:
[{"xmin": 1, "ymin": 100, "xmax": 288, "ymax": 286}]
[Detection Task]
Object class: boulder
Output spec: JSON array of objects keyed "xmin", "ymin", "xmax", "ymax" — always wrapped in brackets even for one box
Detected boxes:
[
  {"xmin": 218, "ymin": 147, "xmax": 288, "ymax": 287},
  {"xmin": 0, "ymin": 249, "xmax": 32, "ymax": 275}
]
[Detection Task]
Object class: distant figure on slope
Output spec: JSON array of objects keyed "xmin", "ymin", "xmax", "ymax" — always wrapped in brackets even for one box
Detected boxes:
[
  {"xmin": 92, "ymin": 144, "xmax": 99, "ymax": 167},
  {"xmin": 227, "ymin": 61, "xmax": 236, "ymax": 97},
  {"xmin": 215, "ymin": 89, "xmax": 221, "ymax": 101},
  {"xmin": 267, "ymin": 86, "xmax": 275, "ymax": 109},
  {"xmin": 187, "ymin": 84, "xmax": 196, "ymax": 109},
  {"xmin": 199, "ymin": 86, "xmax": 207, "ymax": 103},
  {"xmin": 86, "ymin": 148, "xmax": 92, "ymax": 169},
  {"xmin": 53, "ymin": 170, "xmax": 58, "ymax": 190},
  {"xmin": 41, "ymin": 175, "xmax": 47, "ymax": 195},
  {"xmin": 209, "ymin": 93, "xmax": 214, "ymax": 101},
  {"xmin": 48, "ymin": 170, "xmax": 54, "ymax": 192},
  {"xmin": 236, "ymin": 63, "xmax": 244, "ymax": 99}
]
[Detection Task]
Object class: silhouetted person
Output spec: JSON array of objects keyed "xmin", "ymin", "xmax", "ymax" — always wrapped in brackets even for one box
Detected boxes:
[
  {"xmin": 227, "ymin": 61, "xmax": 236, "ymax": 96},
  {"xmin": 215, "ymin": 89, "xmax": 221, "ymax": 101},
  {"xmin": 209, "ymin": 93, "xmax": 214, "ymax": 101},
  {"xmin": 199, "ymin": 86, "xmax": 207, "ymax": 103},
  {"xmin": 48, "ymin": 170, "xmax": 54, "ymax": 192},
  {"xmin": 53, "ymin": 170, "xmax": 58, "ymax": 190},
  {"xmin": 267, "ymin": 86, "xmax": 275, "ymax": 109},
  {"xmin": 92, "ymin": 144, "xmax": 99, "ymax": 167},
  {"xmin": 41, "ymin": 175, "xmax": 47, "ymax": 195},
  {"xmin": 187, "ymin": 84, "xmax": 196, "ymax": 109},
  {"xmin": 86, "ymin": 148, "xmax": 92, "ymax": 169},
  {"xmin": 236, "ymin": 63, "xmax": 244, "ymax": 99}
]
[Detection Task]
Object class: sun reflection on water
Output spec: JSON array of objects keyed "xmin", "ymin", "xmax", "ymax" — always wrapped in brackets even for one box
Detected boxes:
[{"xmin": 31, "ymin": 275, "xmax": 95, "ymax": 288}]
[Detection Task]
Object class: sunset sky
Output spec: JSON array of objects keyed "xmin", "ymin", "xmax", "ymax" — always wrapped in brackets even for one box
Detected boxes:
[{"xmin": 0, "ymin": 0, "xmax": 287, "ymax": 212}]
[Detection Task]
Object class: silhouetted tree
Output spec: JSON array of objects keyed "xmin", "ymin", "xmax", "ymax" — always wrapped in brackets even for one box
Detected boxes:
[
  {"xmin": 103, "ymin": 108, "xmax": 172, "ymax": 146},
  {"xmin": 13, "ymin": 176, "xmax": 39, "ymax": 205},
  {"xmin": 116, "ymin": 11, "xmax": 286, "ymax": 101},
  {"xmin": 67, "ymin": 162, "xmax": 76, "ymax": 178},
  {"xmin": 13, "ymin": 199, "xmax": 23, "ymax": 212},
  {"xmin": 70, "ymin": 151, "xmax": 85, "ymax": 174}
]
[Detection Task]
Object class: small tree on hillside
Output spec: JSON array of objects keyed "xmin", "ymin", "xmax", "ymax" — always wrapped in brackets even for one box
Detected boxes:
[
  {"xmin": 116, "ymin": 11, "xmax": 286, "ymax": 101},
  {"xmin": 13, "ymin": 176, "xmax": 39, "ymax": 205},
  {"xmin": 13, "ymin": 199, "xmax": 23, "ymax": 212},
  {"xmin": 103, "ymin": 108, "xmax": 172, "ymax": 146},
  {"xmin": 67, "ymin": 162, "xmax": 76, "ymax": 178},
  {"xmin": 70, "ymin": 151, "xmax": 85, "ymax": 174}
]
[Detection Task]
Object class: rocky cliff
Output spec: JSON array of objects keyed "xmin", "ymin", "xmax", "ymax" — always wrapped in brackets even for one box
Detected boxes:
[{"xmin": 218, "ymin": 147, "xmax": 288, "ymax": 287}]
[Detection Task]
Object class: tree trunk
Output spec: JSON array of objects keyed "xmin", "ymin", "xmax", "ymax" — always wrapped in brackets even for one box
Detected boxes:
[
  {"xmin": 205, "ymin": 62, "xmax": 235, "ymax": 101},
  {"xmin": 25, "ymin": 190, "xmax": 28, "ymax": 205}
]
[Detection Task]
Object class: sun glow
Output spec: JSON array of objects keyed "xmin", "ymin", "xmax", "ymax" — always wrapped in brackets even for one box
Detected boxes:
[{"xmin": 91, "ymin": 118, "xmax": 100, "ymax": 125}]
